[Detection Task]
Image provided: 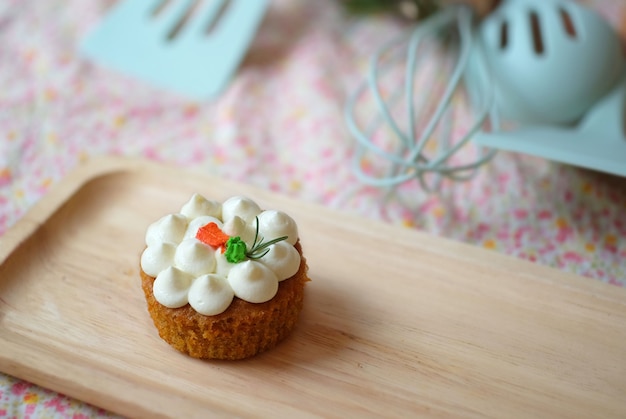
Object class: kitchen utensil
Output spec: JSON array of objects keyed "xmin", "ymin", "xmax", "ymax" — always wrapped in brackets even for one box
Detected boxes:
[
  {"xmin": 465, "ymin": 0, "xmax": 626, "ymax": 176},
  {"xmin": 471, "ymin": 0, "xmax": 623, "ymax": 125},
  {"xmin": 345, "ymin": 5, "xmax": 495, "ymax": 191},
  {"xmin": 346, "ymin": 0, "xmax": 626, "ymax": 193},
  {"xmin": 81, "ymin": 0, "xmax": 269, "ymax": 100}
]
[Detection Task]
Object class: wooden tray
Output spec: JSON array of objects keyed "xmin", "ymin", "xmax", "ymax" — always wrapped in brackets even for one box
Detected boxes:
[{"xmin": 1, "ymin": 157, "xmax": 625, "ymax": 418}]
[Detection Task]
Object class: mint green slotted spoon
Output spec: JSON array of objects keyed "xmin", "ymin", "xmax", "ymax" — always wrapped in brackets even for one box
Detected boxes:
[
  {"xmin": 465, "ymin": 0, "xmax": 626, "ymax": 177},
  {"xmin": 81, "ymin": 0, "xmax": 269, "ymax": 100}
]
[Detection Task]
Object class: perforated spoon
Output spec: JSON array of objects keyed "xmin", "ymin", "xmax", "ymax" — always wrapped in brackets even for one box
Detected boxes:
[
  {"xmin": 465, "ymin": 0, "xmax": 626, "ymax": 177},
  {"xmin": 476, "ymin": 0, "xmax": 624, "ymax": 125}
]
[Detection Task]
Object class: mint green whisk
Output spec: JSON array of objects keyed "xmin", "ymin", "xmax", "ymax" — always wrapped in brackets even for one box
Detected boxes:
[{"xmin": 345, "ymin": 5, "xmax": 495, "ymax": 192}]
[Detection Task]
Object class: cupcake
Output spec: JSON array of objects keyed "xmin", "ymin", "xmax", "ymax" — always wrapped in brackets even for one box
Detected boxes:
[{"xmin": 140, "ymin": 194, "xmax": 309, "ymax": 360}]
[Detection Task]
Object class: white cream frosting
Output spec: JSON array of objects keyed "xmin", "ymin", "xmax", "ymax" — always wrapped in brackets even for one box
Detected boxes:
[
  {"xmin": 188, "ymin": 274, "xmax": 234, "ymax": 315},
  {"xmin": 140, "ymin": 194, "xmax": 301, "ymax": 316},
  {"xmin": 174, "ymin": 238, "xmax": 216, "ymax": 277},
  {"xmin": 222, "ymin": 215, "xmax": 256, "ymax": 247},
  {"xmin": 153, "ymin": 267, "xmax": 194, "ymax": 308},
  {"xmin": 145, "ymin": 213, "xmax": 187, "ymax": 247},
  {"xmin": 257, "ymin": 210, "xmax": 299, "ymax": 246},
  {"xmin": 258, "ymin": 241, "xmax": 301, "ymax": 281},
  {"xmin": 222, "ymin": 196, "xmax": 262, "ymax": 223},
  {"xmin": 227, "ymin": 261, "xmax": 279, "ymax": 303},
  {"xmin": 214, "ymin": 248, "xmax": 234, "ymax": 277},
  {"xmin": 180, "ymin": 193, "xmax": 221, "ymax": 219},
  {"xmin": 141, "ymin": 242, "xmax": 176, "ymax": 277}
]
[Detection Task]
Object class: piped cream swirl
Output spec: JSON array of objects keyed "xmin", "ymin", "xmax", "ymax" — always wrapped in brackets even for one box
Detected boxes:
[{"xmin": 140, "ymin": 195, "xmax": 301, "ymax": 316}]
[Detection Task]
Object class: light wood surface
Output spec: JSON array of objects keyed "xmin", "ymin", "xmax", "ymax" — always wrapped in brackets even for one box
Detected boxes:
[{"xmin": 0, "ymin": 157, "xmax": 625, "ymax": 418}]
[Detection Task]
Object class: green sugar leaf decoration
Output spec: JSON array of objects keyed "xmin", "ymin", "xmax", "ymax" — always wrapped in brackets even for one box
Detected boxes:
[{"xmin": 225, "ymin": 236, "xmax": 247, "ymax": 263}]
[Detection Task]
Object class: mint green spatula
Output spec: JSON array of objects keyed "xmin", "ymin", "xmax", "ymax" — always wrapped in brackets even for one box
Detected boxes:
[{"xmin": 81, "ymin": 0, "xmax": 269, "ymax": 100}]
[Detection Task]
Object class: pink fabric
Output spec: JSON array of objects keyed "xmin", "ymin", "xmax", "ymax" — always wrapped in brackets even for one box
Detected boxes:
[{"xmin": 0, "ymin": 0, "xmax": 624, "ymax": 416}]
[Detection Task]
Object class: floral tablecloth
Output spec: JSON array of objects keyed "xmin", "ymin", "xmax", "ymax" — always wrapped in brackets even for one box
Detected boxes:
[{"xmin": 1, "ymin": 0, "xmax": 625, "ymax": 417}]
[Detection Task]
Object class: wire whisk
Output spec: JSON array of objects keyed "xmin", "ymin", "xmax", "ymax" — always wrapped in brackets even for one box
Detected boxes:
[{"xmin": 345, "ymin": 5, "xmax": 496, "ymax": 193}]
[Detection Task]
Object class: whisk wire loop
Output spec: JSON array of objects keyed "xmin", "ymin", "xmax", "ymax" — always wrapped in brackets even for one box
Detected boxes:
[{"xmin": 346, "ymin": 5, "xmax": 497, "ymax": 191}]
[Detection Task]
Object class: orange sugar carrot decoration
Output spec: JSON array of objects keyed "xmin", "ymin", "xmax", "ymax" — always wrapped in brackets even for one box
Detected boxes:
[{"xmin": 196, "ymin": 222, "xmax": 230, "ymax": 249}]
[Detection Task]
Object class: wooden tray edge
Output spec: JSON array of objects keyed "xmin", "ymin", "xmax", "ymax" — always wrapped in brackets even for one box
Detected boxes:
[{"xmin": 0, "ymin": 157, "xmax": 145, "ymax": 265}]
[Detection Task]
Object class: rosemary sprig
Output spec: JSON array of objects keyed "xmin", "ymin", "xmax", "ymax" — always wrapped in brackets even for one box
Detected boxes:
[
  {"xmin": 246, "ymin": 235, "xmax": 289, "ymax": 259},
  {"xmin": 223, "ymin": 217, "xmax": 289, "ymax": 263},
  {"xmin": 246, "ymin": 217, "xmax": 288, "ymax": 260}
]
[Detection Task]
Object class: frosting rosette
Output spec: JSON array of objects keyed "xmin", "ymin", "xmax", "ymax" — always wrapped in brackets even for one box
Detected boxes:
[{"xmin": 140, "ymin": 195, "xmax": 301, "ymax": 316}]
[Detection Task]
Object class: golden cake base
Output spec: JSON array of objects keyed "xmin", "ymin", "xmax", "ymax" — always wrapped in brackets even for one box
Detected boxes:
[{"xmin": 140, "ymin": 243, "xmax": 309, "ymax": 360}]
